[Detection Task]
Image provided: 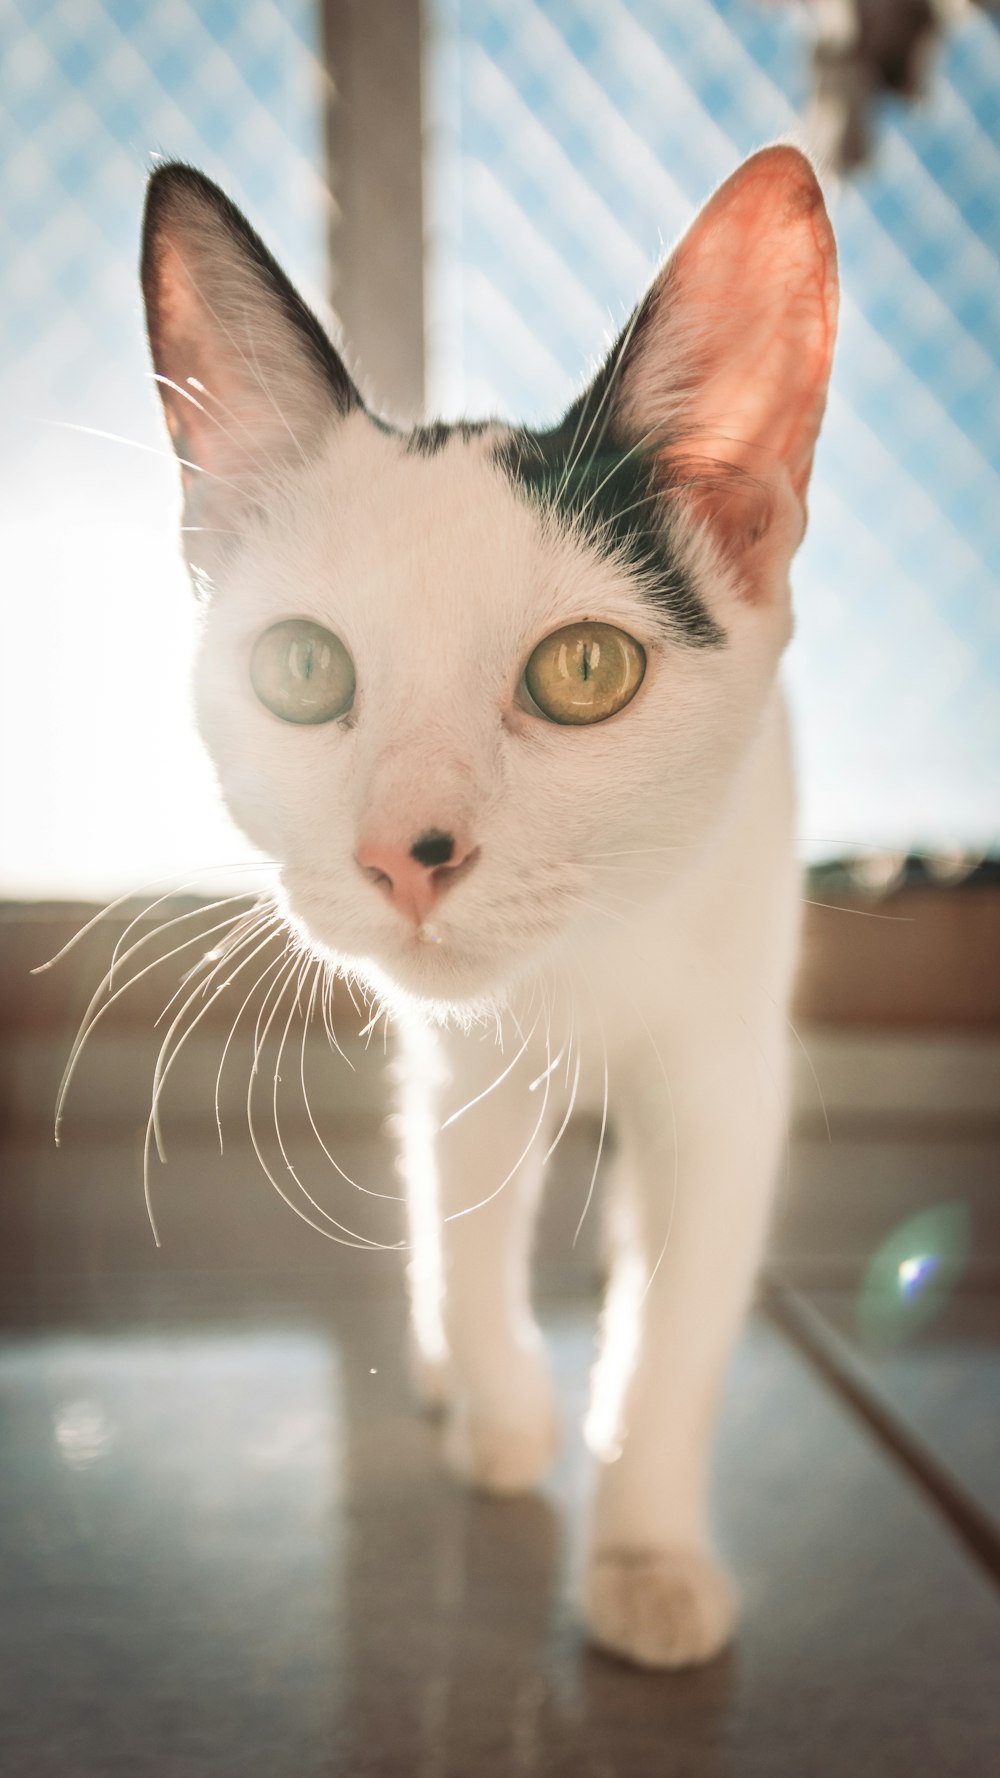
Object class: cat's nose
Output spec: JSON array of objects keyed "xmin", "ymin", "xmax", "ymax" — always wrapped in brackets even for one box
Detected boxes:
[{"xmin": 356, "ymin": 829, "xmax": 479, "ymax": 928}]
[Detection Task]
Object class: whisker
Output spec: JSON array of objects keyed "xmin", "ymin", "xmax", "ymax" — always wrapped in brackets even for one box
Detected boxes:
[
  {"xmin": 787, "ymin": 1013, "xmax": 832, "ymax": 1147},
  {"xmin": 728, "ymin": 961, "xmax": 832, "ymax": 1150},
  {"xmin": 563, "ymin": 891, "xmax": 632, "ymax": 931},
  {"xmin": 555, "ymin": 969, "xmax": 578, "ymax": 1092},
  {"xmin": 139, "ymin": 940, "xmax": 284, "ymax": 1243},
  {"xmin": 360, "ymin": 992, "xmax": 391, "ymax": 1048},
  {"xmin": 579, "ymin": 845, "xmax": 697, "ymax": 861},
  {"xmin": 140, "ymin": 917, "xmax": 281, "ymax": 1244},
  {"xmin": 571, "ymin": 419, "xmax": 668, "ymax": 532},
  {"xmin": 577, "ymin": 858, "xmax": 915, "ymax": 927},
  {"xmin": 213, "ymin": 917, "xmax": 287, "ymax": 1153},
  {"xmin": 53, "ymin": 902, "xmax": 261, "ymax": 1144},
  {"xmin": 439, "ymin": 1013, "xmax": 540, "ymax": 1130},
  {"xmin": 572, "ymin": 981, "xmax": 608, "ymax": 1247},
  {"xmin": 574, "ymin": 878, "xmax": 650, "ymax": 913},
  {"xmin": 556, "ymin": 294, "xmax": 652, "ymax": 505},
  {"xmin": 249, "ymin": 937, "xmax": 300, "ymax": 1075},
  {"xmin": 443, "ymin": 996, "xmax": 554, "ymax": 1224},
  {"xmin": 802, "ymin": 897, "xmax": 912, "ymax": 922},
  {"xmin": 588, "ymin": 486, "xmax": 663, "ymax": 531},
  {"xmin": 33, "ymin": 416, "xmax": 268, "ymax": 514},
  {"xmin": 298, "ymin": 962, "xmax": 404, "ymax": 1203},
  {"xmin": 631, "ymin": 998, "xmax": 679, "ymax": 1309},
  {"xmin": 319, "ymin": 966, "xmax": 356, "ymax": 1071},
  {"xmin": 528, "ymin": 1033, "xmax": 567, "ymax": 1094},
  {"xmin": 151, "ymin": 902, "xmax": 272, "ymax": 1029},
  {"xmin": 150, "ymin": 910, "xmax": 279, "ymax": 1163},
  {"xmin": 151, "ymin": 372, "xmax": 275, "ymax": 481},
  {"xmin": 30, "ymin": 858, "xmax": 265, "ymax": 974},
  {"xmin": 111, "ymin": 882, "xmax": 265, "ymax": 986},
  {"xmin": 243, "ymin": 948, "xmax": 402, "ymax": 1250},
  {"xmin": 268, "ymin": 958, "xmax": 392, "ymax": 1244},
  {"xmin": 543, "ymin": 1043, "xmax": 582, "ymax": 1169},
  {"xmin": 582, "ymin": 858, "xmax": 681, "ymax": 876}
]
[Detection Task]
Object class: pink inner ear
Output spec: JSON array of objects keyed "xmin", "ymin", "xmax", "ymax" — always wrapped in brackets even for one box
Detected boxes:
[
  {"xmin": 146, "ymin": 216, "xmax": 329, "ymax": 498},
  {"xmin": 661, "ymin": 147, "xmax": 838, "ymax": 502},
  {"xmin": 148, "ymin": 239, "xmax": 240, "ymax": 481}
]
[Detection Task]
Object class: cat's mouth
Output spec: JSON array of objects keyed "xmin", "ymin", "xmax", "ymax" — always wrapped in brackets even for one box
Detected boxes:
[
  {"xmin": 278, "ymin": 860, "xmax": 573, "ymax": 1012},
  {"xmin": 367, "ymin": 921, "xmax": 513, "ymax": 1004},
  {"xmin": 279, "ymin": 883, "xmax": 507, "ymax": 1007}
]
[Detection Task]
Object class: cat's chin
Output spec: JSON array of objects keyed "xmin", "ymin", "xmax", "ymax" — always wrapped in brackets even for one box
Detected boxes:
[
  {"xmin": 346, "ymin": 944, "xmax": 517, "ymax": 1027},
  {"xmin": 277, "ymin": 879, "xmax": 556, "ymax": 1022},
  {"xmin": 287, "ymin": 915, "xmax": 523, "ymax": 1025}
]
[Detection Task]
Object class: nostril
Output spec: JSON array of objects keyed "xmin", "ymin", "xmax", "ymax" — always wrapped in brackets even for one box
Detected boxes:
[
  {"xmin": 410, "ymin": 830, "xmax": 455, "ymax": 869},
  {"xmin": 357, "ymin": 834, "xmax": 480, "ymax": 924},
  {"xmin": 355, "ymin": 842, "xmax": 398, "ymax": 894}
]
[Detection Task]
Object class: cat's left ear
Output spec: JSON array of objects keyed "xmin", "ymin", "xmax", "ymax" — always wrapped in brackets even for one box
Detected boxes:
[
  {"xmin": 610, "ymin": 146, "xmax": 838, "ymax": 602},
  {"xmin": 141, "ymin": 164, "xmax": 359, "ymax": 536}
]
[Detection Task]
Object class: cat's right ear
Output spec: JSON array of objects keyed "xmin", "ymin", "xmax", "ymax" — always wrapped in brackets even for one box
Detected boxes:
[
  {"xmin": 592, "ymin": 146, "xmax": 838, "ymax": 607},
  {"xmin": 141, "ymin": 164, "xmax": 359, "ymax": 539}
]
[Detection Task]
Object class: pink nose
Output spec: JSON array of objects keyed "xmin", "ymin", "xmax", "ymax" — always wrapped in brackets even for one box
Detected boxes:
[{"xmin": 356, "ymin": 828, "xmax": 478, "ymax": 928}]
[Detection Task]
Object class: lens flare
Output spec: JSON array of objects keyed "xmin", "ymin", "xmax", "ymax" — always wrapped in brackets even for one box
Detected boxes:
[
  {"xmin": 897, "ymin": 1253, "xmax": 938, "ymax": 1294},
  {"xmin": 857, "ymin": 1204, "xmax": 970, "ymax": 1346}
]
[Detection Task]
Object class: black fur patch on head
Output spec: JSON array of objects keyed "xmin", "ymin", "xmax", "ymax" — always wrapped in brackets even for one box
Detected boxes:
[
  {"xmin": 494, "ymin": 397, "xmax": 724, "ymax": 647},
  {"xmin": 491, "ymin": 277, "xmax": 724, "ymax": 646},
  {"xmin": 405, "ymin": 420, "xmax": 491, "ymax": 456}
]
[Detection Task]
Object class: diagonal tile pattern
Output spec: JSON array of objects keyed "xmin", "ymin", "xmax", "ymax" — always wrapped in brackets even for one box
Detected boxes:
[{"xmin": 0, "ymin": 0, "xmax": 327, "ymax": 431}]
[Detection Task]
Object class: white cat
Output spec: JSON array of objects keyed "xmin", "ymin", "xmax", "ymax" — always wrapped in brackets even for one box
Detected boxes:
[{"xmin": 141, "ymin": 145, "xmax": 838, "ymax": 1669}]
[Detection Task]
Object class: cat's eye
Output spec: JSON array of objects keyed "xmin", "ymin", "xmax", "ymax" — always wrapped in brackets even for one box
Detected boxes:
[
  {"xmin": 250, "ymin": 619, "xmax": 355, "ymax": 724},
  {"xmin": 523, "ymin": 622, "xmax": 646, "ymax": 726}
]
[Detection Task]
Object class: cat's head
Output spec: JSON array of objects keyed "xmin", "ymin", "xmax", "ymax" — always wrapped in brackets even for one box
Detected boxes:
[{"xmin": 141, "ymin": 147, "xmax": 837, "ymax": 1018}]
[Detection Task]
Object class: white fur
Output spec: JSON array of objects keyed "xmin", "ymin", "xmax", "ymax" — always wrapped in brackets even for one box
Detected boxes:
[
  {"xmin": 189, "ymin": 417, "xmax": 797, "ymax": 1665},
  {"xmin": 145, "ymin": 147, "xmax": 837, "ymax": 1668}
]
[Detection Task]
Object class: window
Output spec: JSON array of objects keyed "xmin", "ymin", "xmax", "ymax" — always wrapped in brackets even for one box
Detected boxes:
[{"xmin": 2, "ymin": 0, "xmax": 997, "ymax": 897}]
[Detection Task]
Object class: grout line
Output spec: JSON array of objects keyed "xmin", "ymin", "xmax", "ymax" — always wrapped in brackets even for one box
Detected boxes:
[{"xmin": 762, "ymin": 1274, "xmax": 1000, "ymax": 1594}]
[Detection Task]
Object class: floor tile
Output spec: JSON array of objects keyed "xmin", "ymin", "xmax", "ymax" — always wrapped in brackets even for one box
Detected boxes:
[
  {"xmin": 796, "ymin": 1288, "xmax": 1000, "ymax": 1523},
  {"xmin": 1, "ymin": 1287, "xmax": 997, "ymax": 1776}
]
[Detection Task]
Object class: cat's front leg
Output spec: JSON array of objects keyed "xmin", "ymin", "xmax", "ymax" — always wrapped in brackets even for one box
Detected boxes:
[
  {"xmin": 398, "ymin": 1017, "xmax": 559, "ymax": 1495},
  {"xmin": 583, "ymin": 1014, "xmax": 787, "ymax": 1668}
]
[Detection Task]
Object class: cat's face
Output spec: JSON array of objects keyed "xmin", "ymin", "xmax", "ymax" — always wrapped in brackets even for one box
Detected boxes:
[
  {"xmin": 142, "ymin": 151, "xmax": 837, "ymax": 1014},
  {"xmin": 189, "ymin": 415, "xmax": 781, "ymax": 1010}
]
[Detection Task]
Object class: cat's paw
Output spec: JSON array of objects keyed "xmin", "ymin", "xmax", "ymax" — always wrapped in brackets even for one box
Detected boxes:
[
  {"xmin": 443, "ymin": 1350, "xmax": 560, "ymax": 1495},
  {"xmin": 444, "ymin": 1405, "xmax": 560, "ymax": 1495},
  {"xmin": 583, "ymin": 1547, "xmax": 737, "ymax": 1669},
  {"xmin": 408, "ymin": 1341, "xmax": 452, "ymax": 1416}
]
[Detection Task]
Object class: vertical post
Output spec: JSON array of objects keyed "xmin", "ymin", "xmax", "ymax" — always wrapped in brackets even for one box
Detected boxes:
[{"xmin": 321, "ymin": 0, "xmax": 427, "ymax": 423}]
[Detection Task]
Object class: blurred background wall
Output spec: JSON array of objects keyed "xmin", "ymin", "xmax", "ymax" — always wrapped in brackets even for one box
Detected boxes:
[{"xmin": 1, "ymin": 0, "xmax": 997, "ymax": 900}]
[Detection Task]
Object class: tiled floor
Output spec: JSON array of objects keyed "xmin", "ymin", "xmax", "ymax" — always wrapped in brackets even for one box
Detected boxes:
[
  {"xmin": 1, "ymin": 1274, "xmax": 997, "ymax": 1777},
  {"xmin": 3, "ymin": 933, "xmax": 998, "ymax": 1775}
]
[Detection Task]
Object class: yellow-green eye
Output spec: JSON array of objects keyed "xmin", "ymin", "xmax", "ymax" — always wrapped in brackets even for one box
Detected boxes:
[
  {"xmin": 524, "ymin": 622, "xmax": 646, "ymax": 725},
  {"xmin": 250, "ymin": 619, "xmax": 355, "ymax": 724}
]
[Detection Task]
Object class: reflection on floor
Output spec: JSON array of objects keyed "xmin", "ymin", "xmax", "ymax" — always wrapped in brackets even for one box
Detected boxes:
[{"xmin": 1, "ymin": 1277, "xmax": 997, "ymax": 1777}]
